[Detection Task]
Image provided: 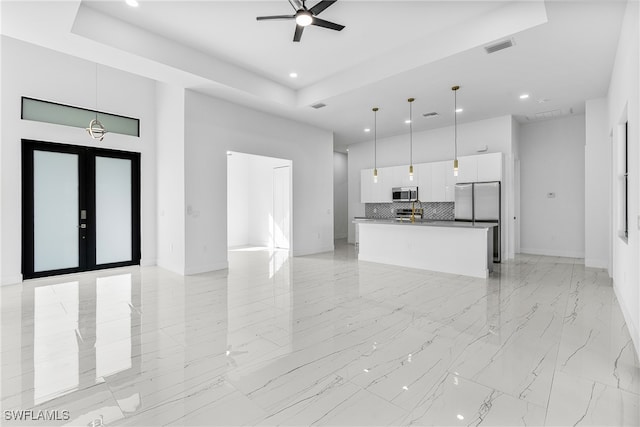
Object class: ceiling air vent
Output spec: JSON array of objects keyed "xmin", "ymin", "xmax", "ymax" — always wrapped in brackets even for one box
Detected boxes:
[
  {"xmin": 422, "ymin": 112, "xmax": 439, "ymax": 118},
  {"xmin": 484, "ymin": 38, "xmax": 514, "ymax": 54},
  {"xmin": 311, "ymin": 103, "xmax": 327, "ymax": 109}
]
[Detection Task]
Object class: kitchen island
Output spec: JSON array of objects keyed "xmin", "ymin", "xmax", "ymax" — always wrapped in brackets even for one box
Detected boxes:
[{"xmin": 353, "ymin": 219, "xmax": 496, "ymax": 278}]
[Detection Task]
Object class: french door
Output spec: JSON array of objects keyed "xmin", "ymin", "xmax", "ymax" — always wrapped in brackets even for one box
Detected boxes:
[{"xmin": 22, "ymin": 140, "xmax": 141, "ymax": 279}]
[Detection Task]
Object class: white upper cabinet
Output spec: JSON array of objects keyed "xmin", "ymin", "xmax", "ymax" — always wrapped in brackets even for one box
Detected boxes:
[
  {"xmin": 428, "ymin": 162, "xmax": 445, "ymax": 202},
  {"xmin": 392, "ymin": 164, "xmax": 417, "ymax": 187},
  {"xmin": 476, "ymin": 152, "xmax": 503, "ymax": 182},
  {"xmin": 456, "ymin": 152, "xmax": 502, "ymax": 183},
  {"xmin": 455, "ymin": 155, "xmax": 478, "ymax": 183},
  {"xmin": 361, "ymin": 169, "xmax": 374, "ymax": 203},
  {"xmin": 416, "ymin": 163, "xmax": 432, "ymax": 201},
  {"xmin": 361, "ymin": 167, "xmax": 393, "ymax": 203},
  {"xmin": 444, "ymin": 161, "xmax": 456, "ymax": 201},
  {"xmin": 360, "ymin": 153, "xmax": 501, "ymax": 204}
]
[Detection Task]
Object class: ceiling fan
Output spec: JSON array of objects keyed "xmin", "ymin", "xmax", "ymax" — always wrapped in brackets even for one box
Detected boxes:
[{"xmin": 256, "ymin": 0, "xmax": 345, "ymax": 42}]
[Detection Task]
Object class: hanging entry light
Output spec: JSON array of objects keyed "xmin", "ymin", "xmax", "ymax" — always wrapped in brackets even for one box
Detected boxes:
[
  {"xmin": 452, "ymin": 85, "xmax": 460, "ymax": 176},
  {"xmin": 372, "ymin": 107, "xmax": 379, "ymax": 183},
  {"xmin": 408, "ymin": 98, "xmax": 415, "ymax": 181},
  {"xmin": 86, "ymin": 63, "xmax": 107, "ymax": 141}
]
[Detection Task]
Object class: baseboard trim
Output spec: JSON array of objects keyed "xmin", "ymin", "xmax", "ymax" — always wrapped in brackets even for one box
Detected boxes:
[
  {"xmin": 140, "ymin": 258, "xmax": 157, "ymax": 267},
  {"xmin": 613, "ymin": 280, "xmax": 640, "ymax": 363},
  {"xmin": 185, "ymin": 261, "xmax": 229, "ymax": 275},
  {"xmin": 292, "ymin": 245, "xmax": 335, "ymax": 257},
  {"xmin": 1, "ymin": 274, "xmax": 23, "ymax": 286},
  {"xmin": 584, "ymin": 258, "xmax": 608, "ymax": 269},
  {"xmin": 519, "ymin": 248, "xmax": 585, "ymax": 259}
]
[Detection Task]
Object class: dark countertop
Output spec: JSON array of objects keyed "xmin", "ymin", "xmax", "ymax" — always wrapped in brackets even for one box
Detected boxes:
[{"xmin": 352, "ymin": 218, "xmax": 498, "ymax": 229}]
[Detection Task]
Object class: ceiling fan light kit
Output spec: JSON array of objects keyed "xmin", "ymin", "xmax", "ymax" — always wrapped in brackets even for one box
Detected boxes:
[{"xmin": 257, "ymin": 0, "xmax": 345, "ymax": 42}]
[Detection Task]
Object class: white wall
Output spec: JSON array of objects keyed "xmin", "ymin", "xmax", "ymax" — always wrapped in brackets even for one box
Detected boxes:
[
  {"xmin": 511, "ymin": 117, "xmax": 522, "ymax": 253},
  {"xmin": 184, "ymin": 90, "xmax": 334, "ymax": 274},
  {"xmin": 227, "ymin": 152, "xmax": 249, "ymax": 247},
  {"xmin": 156, "ymin": 82, "xmax": 185, "ymax": 274},
  {"xmin": 347, "ymin": 115, "xmax": 515, "ymax": 261},
  {"xmin": 607, "ymin": 0, "xmax": 639, "ymax": 356},
  {"xmin": 0, "ymin": 36, "xmax": 158, "ymax": 284},
  {"xmin": 519, "ymin": 114, "xmax": 586, "ymax": 258},
  {"xmin": 585, "ymin": 98, "xmax": 611, "ymax": 269},
  {"xmin": 333, "ymin": 152, "xmax": 348, "ymax": 239}
]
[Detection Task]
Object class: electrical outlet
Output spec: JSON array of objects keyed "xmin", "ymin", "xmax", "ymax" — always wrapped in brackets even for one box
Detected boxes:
[{"xmin": 637, "ymin": 215, "xmax": 640, "ymax": 230}]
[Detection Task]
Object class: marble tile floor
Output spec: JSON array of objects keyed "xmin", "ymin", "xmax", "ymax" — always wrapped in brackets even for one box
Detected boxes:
[{"xmin": 1, "ymin": 240, "xmax": 638, "ymax": 426}]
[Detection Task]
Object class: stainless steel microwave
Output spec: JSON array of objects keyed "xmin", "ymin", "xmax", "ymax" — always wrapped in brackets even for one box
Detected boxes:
[{"xmin": 392, "ymin": 187, "xmax": 418, "ymax": 202}]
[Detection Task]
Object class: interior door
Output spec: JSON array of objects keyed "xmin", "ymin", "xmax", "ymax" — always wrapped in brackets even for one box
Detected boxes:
[{"xmin": 22, "ymin": 140, "xmax": 140, "ymax": 279}]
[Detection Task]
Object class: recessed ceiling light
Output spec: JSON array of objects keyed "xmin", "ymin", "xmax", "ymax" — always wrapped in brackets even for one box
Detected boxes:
[
  {"xmin": 457, "ymin": 415, "xmax": 465, "ymax": 421},
  {"xmin": 289, "ymin": 72, "xmax": 298, "ymax": 78},
  {"xmin": 519, "ymin": 94, "xmax": 530, "ymax": 99},
  {"xmin": 126, "ymin": 0, "xmax": 139, "ymax": 7},
  {"xmin": 456, "ymin": 108, "xmax": 463, "ymax": 113},
  {"xmin": 404, "ymin": 119, "xmax": 411, "ymax": 124},
  {"xmin": 364, "ymin": 128, "xmax": 371, "ymax": 132}
]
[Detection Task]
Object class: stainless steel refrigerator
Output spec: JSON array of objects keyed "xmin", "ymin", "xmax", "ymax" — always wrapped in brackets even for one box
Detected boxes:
[{"xmin": 454, "ymin": 181, "xmax": 501, "ymax": 262}]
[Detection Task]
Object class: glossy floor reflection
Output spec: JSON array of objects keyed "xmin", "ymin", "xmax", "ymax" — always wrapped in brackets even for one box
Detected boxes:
[{"xmin": 1, "ymin": 241, "xmax": 638, "ymax": 426}]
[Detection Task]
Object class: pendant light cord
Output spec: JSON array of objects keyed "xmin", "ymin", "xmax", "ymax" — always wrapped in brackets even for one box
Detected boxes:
[
  {"xmin": 453, "ymin": 86, "xmax": 459, "ymax": 160},
  {"xmin": 374, "ymin": 108, "xmax": 377, "ymax": 169},
  {"xmin": 95, "ymin": 63, "xmax": 99, "ymax": 121},
  {"xmin": 409, "ymin": 98, "xmax": 414, "ymax": 166}
]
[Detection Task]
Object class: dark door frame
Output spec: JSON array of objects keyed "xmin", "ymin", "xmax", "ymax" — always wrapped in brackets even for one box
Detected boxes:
[{"xmin": 22, "ymin": 139, "xmax": 141, "ymax": 279}]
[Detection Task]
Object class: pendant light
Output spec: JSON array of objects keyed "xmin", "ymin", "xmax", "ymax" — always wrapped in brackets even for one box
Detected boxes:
[
  {"xmin": 372, "ymin": 107, "xmax": 379, "ymax": 183},
  {"xmin": 408, "ymin": 97, "xmax": 415, "ymax": 181},
  {"xmin": 452, "ymin": 85, "xmax": 460, "ymax": 176},
  {"xmin": 86, "ymin": 63, "xmax": 107, "ymax": 141}
]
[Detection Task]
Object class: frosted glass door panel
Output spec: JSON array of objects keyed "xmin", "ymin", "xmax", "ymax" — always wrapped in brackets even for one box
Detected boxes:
[
  {"xmin": 33, "ymin": 151, "xmax": 79, "ymax": 272},
  {"xmin": 95, "ymin": 157, "xmax": 132, "ymax": 264}
]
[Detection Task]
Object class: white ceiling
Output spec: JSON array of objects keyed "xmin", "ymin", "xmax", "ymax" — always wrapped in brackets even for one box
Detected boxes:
[{"xmin": 0, "ymin": 1, "xmax": 627, "ymax": 151}]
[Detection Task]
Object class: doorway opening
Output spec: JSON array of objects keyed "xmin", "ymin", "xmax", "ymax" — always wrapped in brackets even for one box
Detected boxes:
[{"xmin": 227, "ymin": 151, "xmax": 292, "ymax": 253}]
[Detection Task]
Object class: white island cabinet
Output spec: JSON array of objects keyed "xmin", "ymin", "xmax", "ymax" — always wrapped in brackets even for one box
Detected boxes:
[{"xmin": 354, "ymin": 219, "xmax": 495, "ymax": 278}]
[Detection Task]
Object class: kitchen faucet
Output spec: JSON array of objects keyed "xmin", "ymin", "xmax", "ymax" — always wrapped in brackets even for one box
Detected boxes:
[{"xmin": 411, "ymin": 199, "xmax": 422, "ymax": 223}]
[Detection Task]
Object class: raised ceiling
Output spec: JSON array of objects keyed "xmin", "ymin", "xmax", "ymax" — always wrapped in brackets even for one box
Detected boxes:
[{"xmin": 0, "ymin": 1, "xmax": 627, "ymax": 151}]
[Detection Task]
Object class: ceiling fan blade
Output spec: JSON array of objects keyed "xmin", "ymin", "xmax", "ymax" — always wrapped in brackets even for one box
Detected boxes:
[
  {"xmin": 309, "ymin": 0, "xmax": 337, "ymax": 16},
  {"xmin": 311, "ymin": 17, "xmax": 345, "ymax": 31},
  {"xmin": 293, "ymin": 25, "xmax": 305, "ymax": 42},
  {"xmin": 256, "ymin": 15, "xmax": 296, "ymax": 21},
  {"xmin": 287, "ymin": 0, "xmax": 302, "ymax": 11}
]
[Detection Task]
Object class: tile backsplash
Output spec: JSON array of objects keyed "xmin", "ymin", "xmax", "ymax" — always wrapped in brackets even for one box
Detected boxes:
[{"xmin": 365, "ymin": 202, "xmax": 455, "ymax": 220}]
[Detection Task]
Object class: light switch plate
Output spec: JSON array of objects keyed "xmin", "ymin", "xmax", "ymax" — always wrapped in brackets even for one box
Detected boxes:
[{"xmin": 637, "ymin": 215, "xmax": 640, "ymax": 230}]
